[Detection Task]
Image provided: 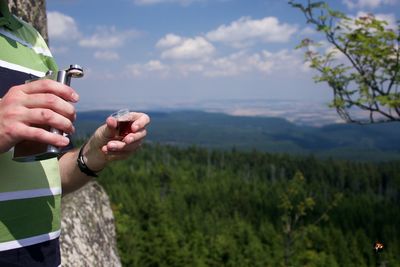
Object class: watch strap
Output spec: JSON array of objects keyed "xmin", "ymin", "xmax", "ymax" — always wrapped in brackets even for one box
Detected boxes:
[{"xmin": 77, "ymin": 143, "xmax": 98, "ymax": 177}]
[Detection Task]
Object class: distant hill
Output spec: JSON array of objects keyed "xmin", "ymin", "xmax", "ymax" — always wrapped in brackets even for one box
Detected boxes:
[{"xmin": 74, "ymin": 110, "xmax": 400, "ymax": 161}]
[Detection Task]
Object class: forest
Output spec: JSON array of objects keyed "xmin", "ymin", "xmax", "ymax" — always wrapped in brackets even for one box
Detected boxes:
[{"xmin": 95, "ymin": 143, "xmax": 400, "ymax": 267}]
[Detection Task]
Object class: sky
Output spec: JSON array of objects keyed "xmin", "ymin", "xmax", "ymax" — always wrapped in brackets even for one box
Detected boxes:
[{"xmin": 46, "ymin": 0, "xmax": 400, "ymax": 116}]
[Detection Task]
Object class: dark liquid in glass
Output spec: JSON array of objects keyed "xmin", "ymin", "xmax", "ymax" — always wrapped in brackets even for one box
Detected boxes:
[{"xmin": 118, "ymin": 121, "xmax": 133, "ymax": 137}]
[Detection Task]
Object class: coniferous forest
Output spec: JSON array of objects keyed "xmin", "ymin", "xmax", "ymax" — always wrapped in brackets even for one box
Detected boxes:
[{"xmin": 95, "ymin": 143, "xmax": 400, "ymax": 267}]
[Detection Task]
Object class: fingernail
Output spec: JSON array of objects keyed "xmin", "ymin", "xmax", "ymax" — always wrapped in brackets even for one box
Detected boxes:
[
  {"xmin": 61, "ymin": 136, "xmax": 70, "ymax": 146},
  {"xmin": 109, "ymin": 142, "xmax": 117, "ymax": 151},
  {"xmin": 71, "ymin": 92, "xmax": 79, "ymax": 102}
]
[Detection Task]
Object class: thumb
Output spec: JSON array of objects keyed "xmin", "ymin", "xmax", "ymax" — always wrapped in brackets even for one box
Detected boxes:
[
  {"xmin": 94, "ymin": 117, "xmax": 118, "ymax": 145},
  {"xmin": 103, "ymin": 116, "xmax": 118, "ymax": 139}
]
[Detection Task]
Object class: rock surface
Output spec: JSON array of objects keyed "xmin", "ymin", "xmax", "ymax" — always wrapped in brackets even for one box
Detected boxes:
[
  {"xmin": 60, "ymin": 181, "xmax": 122, "ymax": 267},
  {"xmin": 8, "ymin": 0, "xmax": 48, "ymax": 43}
]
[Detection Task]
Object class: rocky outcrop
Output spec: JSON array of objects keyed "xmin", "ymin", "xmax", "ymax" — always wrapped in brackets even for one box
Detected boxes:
[
  {"xmin": 60, "ymin": 181, "xmax": 122, "ymax": 267},
  {"xmin": 8, "ymin": 0, "xmax": 48, "ymax": 43}
]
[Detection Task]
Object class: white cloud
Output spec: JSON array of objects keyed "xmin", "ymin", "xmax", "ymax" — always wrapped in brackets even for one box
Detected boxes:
[
  {"xmin": 204, "ymin": 49, "xmax": 306, "ymax": 77},
  {"xmin": 357, "ymin": 12, "xmax": 397, "ymax": 29},
  {"xmin": 127, "ymin": 49, "xmax": 306, "ymax": 78},
  {"xmin": 343, "ymin": 0, "xmax": 396, "ymax": 9},
  {"xmin": 79, "ymin": 26, "xmax": 139, "ymax": 49},
  {"xmin": 175, "ymin": 63, "xmax": 205, "ymax": 76},
  {"xmin": 342, "ymin": 12, "xmax": 398, "ymax": 31},
  {"xmin": 324, "ymin": 46, "xmax": 347, "ymax": 62},
  {"xmin": 299, "ymin": 26, "xmax": 317, "ymax": 36},
  {"xmin": 158, "ymin": 35, "xmax": 215, "ymax": 60},
  {"xmin": 206, "ymin": 16, "xmax": 298, "ymax": 47},
  {"xmin": 94, "ymin": 50, "xmax": 120, "ymax": 61},
  {"xmin": 126, "ymin": 60, "xmax": 168, "ymax": 77},
  {"xmin": 146, "ymin": 60, "xmax": 168, "ymax": 71},
  {"xmin": 134, "ymin": 0, "xmax": 231, "ymax": 5},
  {"xmin": 203, "ymin": 51, "xmax": 252, "ymax": 77},
  {"xmin": 47, "ymin": 12, "xmax": 139, "ymax": 60},
  {"xmin": 156, "ymin": 34, "xmax": 183, "ymax": 48},
  {"xmin": 134, "ymin": 0, "xmax": 202, "ymax": 5},
  {"xmin": 49, "ymin": 46, "xmax": 69, "ymax": 54},
  {"xmin": 47, "ymin": 11, "xmax": 80, "ymax": 40}
]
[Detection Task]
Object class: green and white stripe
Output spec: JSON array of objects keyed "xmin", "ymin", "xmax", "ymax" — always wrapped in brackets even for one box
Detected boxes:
[
  {"xmin": 0, "ymin": 151, "xmax": 62, "ymax": 251},
  {"xmin": 0, "ymin": 27, "xmax": 52, "ymax": 57},
  {"xmin": 0, "ymin": 187, "xmax": 62, "ymax": 202},
  {"xmin": 0, "ymin": 58, "xmax": 46, "ymax": 77},
  {"xmin": 0, "ymin": 16, "xmax": 57, "ymax": 74},
  {"xmin": 0, "ymin": 230, "xmax": 61, "ymax": 251},
  {"xmin": 0, "ymin": 15, "xmax": 61, "ymax": 251},
  {"xmin": 0, "ymin": 152, "xmax": 61, "ymax": 193},
  {"xmin": 0, "ymin": 32, "xmax": 56, "ymax": 73}
]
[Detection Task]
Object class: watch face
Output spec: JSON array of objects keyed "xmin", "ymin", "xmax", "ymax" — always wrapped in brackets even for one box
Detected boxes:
[
  {"xmin": 77, "ymin": 147, "xmax": 85, "ymax": 166},
  {"xmin": 77, "ymin": 145, "xmax": 98, "ymax": 177},
  {"xmin": 79, "ymin": 153, "xmax": 87, "ymax": 168}
]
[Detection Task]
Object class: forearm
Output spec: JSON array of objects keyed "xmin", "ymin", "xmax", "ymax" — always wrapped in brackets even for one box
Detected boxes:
[
  {"xmin": 58, "ymin": 147, "xmax": 95, "ymax": 195},
  {"xmin": 59, "ymin": 112, "xmax": 149, "ymax": 195},
  {"xmin": 59, "ymin": 134, "xmax": 109, "ymax": 195}
]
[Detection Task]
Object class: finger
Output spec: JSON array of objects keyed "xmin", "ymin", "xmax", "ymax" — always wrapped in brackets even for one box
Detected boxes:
[
  {"xmin": 23, "ymin": 108, "xmax": 75, "ymax": 134},
  {"xmin": 119, "ymin": 139, "xmax": 144, "ymax": 153},
  {"xmin": 18, "ymin": 79, "xmax": 80, "ymax": 103},
  {"xmin": 130, "ymin": 113, "xmax": 151, "ymax": 132},
  {"xmin": 17, "ymin": 123, "xmax": 70, "ymax": 147},
  {"xmin": 105, "ymin": 128, "xmax": 147, "ymax": 152},
  {"xmin": 105, "ymin": 140, "xmax": 128, "ymax": 152},
  {"xmin": 102, "ymin": 116, "xmax": 118, "ymax": 139},
  {"xmin": 122, "ymin": 129, "xmax": 147, "ymax": 144},
  {"xmin": 23, "ymin": 93, "xmax": 76, "ymax": 121},
  {"xmin": 101, "ymin": 139, "xmax": 143, "ymax": 154},
  {"xmin": 91, "ymin": 118, "xmax": 118, "ymax": 146}
]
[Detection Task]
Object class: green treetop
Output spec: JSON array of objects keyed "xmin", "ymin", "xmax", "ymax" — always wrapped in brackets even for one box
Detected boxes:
[{"xmin": 290, "ymin": 0, "xmax": 400, "ymax": 123}]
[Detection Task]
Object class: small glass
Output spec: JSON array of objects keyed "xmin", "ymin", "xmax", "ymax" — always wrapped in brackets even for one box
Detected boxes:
[{"xmin": 111, "ymin": 109, "xmax": 134, "ymax": 137}]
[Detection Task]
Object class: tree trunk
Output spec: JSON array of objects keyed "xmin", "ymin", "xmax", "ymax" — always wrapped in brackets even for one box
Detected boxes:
[{"xmin": 7, "ymin": 0, "xmax": 48, "ymax": 43}]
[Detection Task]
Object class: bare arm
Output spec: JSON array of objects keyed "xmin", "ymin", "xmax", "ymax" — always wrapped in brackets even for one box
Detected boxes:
[{"xmin": 59, "ymin": 112, "xmax": 150, "ymax": 195}]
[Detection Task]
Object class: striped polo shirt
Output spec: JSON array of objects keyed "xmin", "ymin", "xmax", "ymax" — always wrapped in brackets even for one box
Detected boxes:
[{"xmin": 0, "ymin": 7, "xmax": 62, "ymax": 266}]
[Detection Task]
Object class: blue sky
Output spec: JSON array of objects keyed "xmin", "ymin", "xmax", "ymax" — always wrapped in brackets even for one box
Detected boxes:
[{"xmin": 46, "ymin": 0, "xmax": 400, "ymax": 115}]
